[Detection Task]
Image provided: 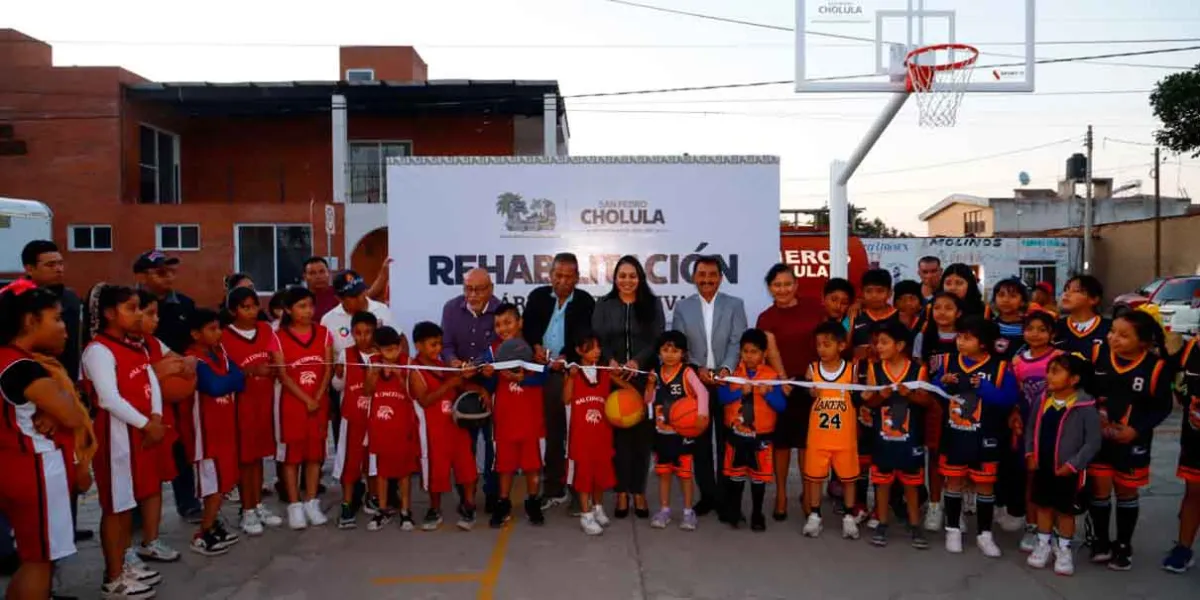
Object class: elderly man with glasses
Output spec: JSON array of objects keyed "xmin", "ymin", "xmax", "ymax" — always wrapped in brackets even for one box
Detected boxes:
[{"xmin": 440, "ymin": 267, "xmax": 502, "ymax": 512}]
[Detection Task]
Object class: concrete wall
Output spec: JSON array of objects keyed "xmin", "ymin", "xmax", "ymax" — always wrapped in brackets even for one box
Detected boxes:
[
  {"xmin": 924, "ymin": 202, "xmax": 994, "ymax": 237},
  {"xmin": 993, "ymin": 196, "xmax": 1191, "ymax": 233}
]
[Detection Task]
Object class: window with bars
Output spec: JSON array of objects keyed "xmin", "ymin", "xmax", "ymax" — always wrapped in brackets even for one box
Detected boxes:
[
  {"xmin": 963, "ymin": 210, "xmax": 986, "ymax": 235},
  {"xmin": 348, "ymin": 141, "xmax": 413, "ymax": 204}
]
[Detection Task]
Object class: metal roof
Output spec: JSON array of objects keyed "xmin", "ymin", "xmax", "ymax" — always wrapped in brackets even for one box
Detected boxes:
[{"xmin": 124, "ymin": 79, "xmax": 565, "ymax": 119}]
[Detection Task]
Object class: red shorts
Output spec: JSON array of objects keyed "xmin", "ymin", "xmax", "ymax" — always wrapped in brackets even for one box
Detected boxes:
[
  {"xmin": 870, "ymin": 465, "xmax": 926, "ymax": 486},
  {"xmin": 1087, "ymin": 463, "xmax": 1151, "ymax": 489},
  {"xmin": 0, "ymin": 449, "xmax": 76, "ymax": 562},
  {"xmin": 495, "ymin": 438, "xmax": 543, "ymax": 474},
  {"xmin": 154, "ymin": 427, "xmax": 179, "ymax": 483},
  {"xmin": 1179, "ymin": 465, "xmax": 1200, "ymax": 484},
  {"xmin": 722, "ymin": 440, "xmax": 775, "ymax": 484},
  {"xmin": 238, "ymin": 392, "xmax": 276, "ymax": 463},
  {"xmin": 333, "ymin": 418, "xmax": 369, "ymax": 486},
  {"xmin": 425, "ymin": 436, "xmax": 477, "ymax": 493},
  {"xmin": 276, "ymin": 399, "xmax": 328, "ymax": 465},
  {"xmin": 568, "ymin": 455, "xmax": 616, "ymax": 494},
  {"xmin": 93, "ymin": 412, "xmax": 162, "ymax": 515},
  {"xmin": 938, "ymin": 455, "xmax": 998, "ymax": 484},
  {"xmin": 372, "ymin": 449, "xmax": 421, "ymax": 479},
  {"xmin": 195, "ymin": 454, "xmax": 238, "ymax": 498}
]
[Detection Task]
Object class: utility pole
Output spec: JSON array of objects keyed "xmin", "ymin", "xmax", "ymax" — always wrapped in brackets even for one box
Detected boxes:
[
  {"xmin": 1154, "ymin": 145, "xmax": 1162, "ymax": 277},
  {"xmin": 1082, "ymin": 125, "xmax": 1094, "ymax": 274}
]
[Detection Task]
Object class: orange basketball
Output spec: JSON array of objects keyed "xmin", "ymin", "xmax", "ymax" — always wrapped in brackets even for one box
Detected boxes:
[
  {"xmin": 160, "ymin": 373, "xmax": 197, "ymax": 403},
  {"xmin": 668, "ymin": 397, "xmax": 709, "ymax": 439},
  {"xmin": 605, "ymin": 388, "xmax": 645, "ymax": 429}
]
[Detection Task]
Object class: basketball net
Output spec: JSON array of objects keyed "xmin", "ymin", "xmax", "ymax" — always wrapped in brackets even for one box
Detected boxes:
[{"xmin": 905, "ymin": 43, "xmax": 979, "ymax": 128}]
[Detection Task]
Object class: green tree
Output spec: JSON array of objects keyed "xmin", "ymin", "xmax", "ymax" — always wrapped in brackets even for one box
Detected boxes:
[
  {"xmin": 1150, "ymin": 64, "xmax": 1200, "ymax": 157},
  {"xmin": 495, "ymin": 192, "xmax": 527, "ymax": 224}
]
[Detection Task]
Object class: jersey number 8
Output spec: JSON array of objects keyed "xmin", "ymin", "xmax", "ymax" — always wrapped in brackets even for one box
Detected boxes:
[
  {"xmin": 1132, "ymin": 376, "xmax": 1145, "ymax": 393},
  {"xmin": 818, "ymin": 413, "xmax": 843, "ymax": 430}
]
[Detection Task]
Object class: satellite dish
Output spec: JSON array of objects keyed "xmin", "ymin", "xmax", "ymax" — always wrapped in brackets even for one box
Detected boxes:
[{"xmin": 1018, "ymin": 171, "xmax": 1031, "ymax": 186}]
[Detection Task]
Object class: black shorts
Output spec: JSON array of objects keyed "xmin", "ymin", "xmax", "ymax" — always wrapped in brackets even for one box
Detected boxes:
[
  {"xmin": 1177, "ymin": 421, "xmax": 1200, "ymax": 483},
  {"xmin": 941, "ymin": 432, "xmax": 1002, "ymax": 471},
  {"xmin": 771, "ymin": 387, "xmax": 810, "ymax": 450},
  {"xmin": 1030, "ymin": 467, "xmax": 1084, "ymax": 515},
  {"xmin": 653, "ymin": 432, "xmax": 693, "ymax": 465}
]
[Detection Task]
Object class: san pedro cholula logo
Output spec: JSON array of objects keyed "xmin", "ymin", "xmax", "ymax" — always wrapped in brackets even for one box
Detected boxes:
[{"xmin": 495, "ymin": 192, "xmax": 557, "ymax": 232}]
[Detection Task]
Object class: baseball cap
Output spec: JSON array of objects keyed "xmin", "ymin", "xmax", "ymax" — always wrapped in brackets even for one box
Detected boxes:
[
  {"xmin": 495, "ymin": 338, "xmax": 534, "ymax": 364},
  {"xmin": 1035, "ymin": 281, "xmax": 1054, "ymax": 296},
  {"xmin": 132, "ymin": 250, "xmax": 180, "ymax": 274},
  {"xmin": 332, "ymin": 270, "xmax": 368, "ymax": 297}
]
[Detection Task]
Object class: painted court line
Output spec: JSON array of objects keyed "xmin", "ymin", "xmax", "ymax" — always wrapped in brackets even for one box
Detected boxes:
[{"xmin": 476, "ymin": 522, "xmax": 516, "ymax": 600}]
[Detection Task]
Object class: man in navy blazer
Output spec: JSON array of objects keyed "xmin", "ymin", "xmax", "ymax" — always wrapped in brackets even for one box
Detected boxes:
[{"xmin": 671, "ymin": 256, "xmax": 748, "ymax": 517}]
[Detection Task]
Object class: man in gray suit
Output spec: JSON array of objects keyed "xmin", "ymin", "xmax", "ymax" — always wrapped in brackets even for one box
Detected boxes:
[{"xmin": 671, "ymin": 256, "xmax": 748, "ymax": 517}]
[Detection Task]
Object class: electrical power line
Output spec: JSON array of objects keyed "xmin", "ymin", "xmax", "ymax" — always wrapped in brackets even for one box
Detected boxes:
[
  {"xmin": 569, "ymin": 89, "xmax": 1154, "ymax": 106},
  {"xmin": 781, "ymin": 138, "xmax": 1077, "ymax": 181}
]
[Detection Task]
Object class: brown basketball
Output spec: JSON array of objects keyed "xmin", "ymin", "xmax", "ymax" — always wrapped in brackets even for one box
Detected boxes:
[
  {"xmin": 668, "ymin": 396, "xmax": 709, "ymax": 439},
  {"xmin": 160, "ymin": 373, "xmax": 197, "ymax": 403}
]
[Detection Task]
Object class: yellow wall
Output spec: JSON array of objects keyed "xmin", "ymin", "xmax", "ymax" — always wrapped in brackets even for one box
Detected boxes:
[{"xmin": 924, "ymin": 203, "xmax": 995, "ymax": 237}]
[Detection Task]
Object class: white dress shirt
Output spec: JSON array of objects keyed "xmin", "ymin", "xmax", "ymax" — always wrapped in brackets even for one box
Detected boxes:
[
  {"xmin": 320, "ymin": 298, "xmax": 396, "ymax": 355},
  {"xmin": 700, "ymin": 295, "xmax": 716, "ymax": 370}
]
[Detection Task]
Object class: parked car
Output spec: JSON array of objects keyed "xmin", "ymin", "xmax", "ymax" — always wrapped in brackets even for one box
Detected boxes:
[
  {"xmin": 1113, "ymin": 275, "xmax": 1199, "ymax": 316},
  {"xmin": 1163, "ymin": 285, "xmax": 1200, "ymax": 340}
]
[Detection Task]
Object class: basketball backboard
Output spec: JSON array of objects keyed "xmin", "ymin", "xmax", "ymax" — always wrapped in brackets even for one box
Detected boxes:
[{"xmin": 795, "ymin": 0, "xmax": 1035, "ymax": 93}]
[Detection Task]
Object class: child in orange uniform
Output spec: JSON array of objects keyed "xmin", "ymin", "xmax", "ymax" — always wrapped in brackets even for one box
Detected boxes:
[
  {"xmin": 802, "ymin": 320, "xmax": 861, "ymax": 540},
  {"xmin": 718, "ymin": 329, "xmax": 787, "ymax": 532}
]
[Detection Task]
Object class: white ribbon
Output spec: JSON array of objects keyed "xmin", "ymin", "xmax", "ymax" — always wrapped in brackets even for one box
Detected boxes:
[{"xmin": 715, "ymin": 375, "xmax": 955, "ymax": 401}]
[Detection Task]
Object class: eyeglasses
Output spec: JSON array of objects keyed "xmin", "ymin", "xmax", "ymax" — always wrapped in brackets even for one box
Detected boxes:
[{"xmin": 464, "ymin": 284, "xmax": 492, "ymax": 295}]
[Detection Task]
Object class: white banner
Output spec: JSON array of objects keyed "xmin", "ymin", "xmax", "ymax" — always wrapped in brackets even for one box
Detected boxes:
[
  {"xmin": 387, "ymin": 156, "xmax": 781, "ymax": 329},
  {"xmin": 862, "ymin": 237, "xmax": 1077, "ymax": 292}
]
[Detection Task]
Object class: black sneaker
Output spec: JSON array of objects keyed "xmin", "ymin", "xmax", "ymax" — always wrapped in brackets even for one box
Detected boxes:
[
  {"xmin": 490, "ymin": 499, "xmax": 512, "ymax": 529},
  {"xmin": 457, "ymin": 503, "xmax": 477, "ymax": 531},
  {"xmin": 1108, "ymin": 543, "xmax": 1133, "ymax": 571},
  {"xmin": 421, "ymin": 509, "xmax": 443, "ymax": 531},
  {"xmin": 871, "ymin": 524, "xmax": 889, "ymax": 547},
  {"xmin": 368, "ymin": 510, "xmax": 394, "ymax": 532},
  {"xmin": 525, "ymin": 497, "xmax": 546, "ymax": 526},
  {"xmin": 1090, "ymin": 540, "xmax": 1114, "ymax": 563},
  {"xmin": 362, "ymin": 493, "xmax": 381, "ymax": 516},
  {"xmin": 750, "ymin": 513, "xmax": 766, "ymax": 532},
  {"xmin": 337, "ymin": 502, "xmax": 357, "ymax": 530},
  {"xmin": 910, "ymin": 525, "xmax": 930, "ymax": 550},
  {"xmin": 190, "ymin": 529, "xmax": 231, "ymax": 556},
  {"xmin": 212, "ymin": 519, "xmax": 240, "ymax": 548},
  {"xmin": 399, "ymin": 510, "xmax": 415, "ymax": 532}
]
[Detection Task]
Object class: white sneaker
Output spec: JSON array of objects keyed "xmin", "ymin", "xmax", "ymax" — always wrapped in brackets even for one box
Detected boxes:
[
  {"xmin": 135, "ymin": 539, "xmax": 180, "ymax": 563},
  {"xmin": 945, "ymin": 527, "xmax": 964, "ymax": 554},
  {"xmin": 1053, "ymin": 543, "xmax": 1075, "ymax": 576},
  {"xmin": 101, "ymin": 572, "xmax": 157, "ymax": 599},
  {"xmin": 240, "ymin": 510, "xmax": 264, "ymax": 536},
  {"xmin": 124, "ymin": 548, "xmax": 146, "ymax": 571},
  {"xmin": 122, "ymin": 560, "xmax": 163, "ymax": 587},
  {"xmin": 287, "ymin": 502, "xmax": 307, "ymax": 530},
  {"xmin": 303, "ymin": 499, "xmax": 328, "ymax": 526},
  {"xmin": 842, "ymin": 514, "xmax": 860, "ymax": 540},
  {"xmin": 593, "ymin": 505, "xmax": 611, "ymax": 528},
  {"xmin": 803, "ymin": 513, "xmax": 823, "ymax": 538},
  {"xmin": 924, "ymin": 502, "xmax": 943, "ymax": 532},
  {"xmin": 976, "ymin": 531, "xmax": 1003, "ymax": 558},
  {"xmin": 996, "ymin": 508, "xmax": 1025, "ymax": 532},
  {"xmin": 255, "ymin": 504, "xmax": 284, "ymax": 528},
  {"xmin": 1027, "ymin": 539, "xmax": 1052, "ymax": 568},
  {"xmin": 580, "ymin": 512, "xmax": 603, "ymax": 536}
]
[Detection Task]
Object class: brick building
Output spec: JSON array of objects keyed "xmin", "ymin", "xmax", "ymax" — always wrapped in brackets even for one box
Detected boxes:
[{"xmin": 0, "ymin": 29, "xmax": 569, "ymax": 303}]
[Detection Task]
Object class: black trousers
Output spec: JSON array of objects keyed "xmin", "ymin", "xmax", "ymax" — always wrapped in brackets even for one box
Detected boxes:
[
  {"xmin": 690, "ymin": 384, "xmax": 724, "ymax": 506},
  {"xmin": 613, "ymin": 419, "xmax": 654, "ymax": 495},
  {"xmin": 542, "ymin": 371, "xmax": 569, "ymax": 498},
  {"xmin": 996, "ymin": 435, "xmax": 1026, "ymax": 517}
]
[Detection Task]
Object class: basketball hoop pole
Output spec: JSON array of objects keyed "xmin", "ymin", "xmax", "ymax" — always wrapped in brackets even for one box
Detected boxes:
[{"xmin": 828, "ymin": 91, "xmax": 911, "ymax": 278}]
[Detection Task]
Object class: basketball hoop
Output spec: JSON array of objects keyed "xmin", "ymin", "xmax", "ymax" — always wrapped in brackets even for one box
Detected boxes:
[{"xmin": 905, "ymin": 43, "xmax": 980, "ymax": 127}]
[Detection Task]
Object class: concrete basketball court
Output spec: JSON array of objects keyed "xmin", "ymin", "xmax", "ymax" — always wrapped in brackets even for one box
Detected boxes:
[{"xmin": 10, "ymin": 410, "xmax": 1196, "ymax": 599}]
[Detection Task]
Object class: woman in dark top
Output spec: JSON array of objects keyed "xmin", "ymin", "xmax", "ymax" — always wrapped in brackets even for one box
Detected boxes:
[
  {"xmin": 755, "ymin": 263, "xmax": 823, "ymax": 520},
  {"xmin": 939, "ymin": 263, "xmax": 986, "ymax": 317},
  {"xmin": 591, "ymin": 255, "xmax": 665, "ymax": 518}
]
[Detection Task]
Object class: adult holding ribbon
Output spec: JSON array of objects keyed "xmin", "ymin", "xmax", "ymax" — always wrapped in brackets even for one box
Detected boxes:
[
  {"xmin": 755, "ymin": 263, "xmax": 823, "ymax": 521},
  {"xmin": 592, "ymin": 255, "xmax": 664, "ymax": 519}
]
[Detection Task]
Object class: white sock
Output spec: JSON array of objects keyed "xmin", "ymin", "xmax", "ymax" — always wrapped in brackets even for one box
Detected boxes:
[
  {"xmin": 1057, "ymin": 537, "xmax": 1071, "ymax": 550},
  {"xmin": 1037, "ymin": 532, "xmax": 1052, "ymax": 545}
]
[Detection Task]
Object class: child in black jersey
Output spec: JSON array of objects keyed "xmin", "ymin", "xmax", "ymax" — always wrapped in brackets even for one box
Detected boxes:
[
  {"xmin": 1086, "ymin": 309, "xmax": 1173, "ymax": 571},
  {"xmin": 1164, "ymin": 337, "xmax": 1200, "ymax": 573},
  {"xmin": 850, "ymin": 269, "xmax": 900, "ymax": 361},
  {"xmin": 914, "ymin": 291, "xmax": 963, "ymax": 533},
  {"xmin": 893, "ymin": 280, "xmax": 925, "ymax": 338},
  {"xmin": 990, "ymin": 278, "xmax": 1028, "ymax": 362},
  {"xmin": 1054, "ymin": 275, "xmax": 1111, "ymax": 358}
]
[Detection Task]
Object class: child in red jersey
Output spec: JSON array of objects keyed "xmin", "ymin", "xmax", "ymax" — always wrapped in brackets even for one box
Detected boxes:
[
  {"xmin": 222, "ymin": 287, "xmax": 285, "ymax": 535},
  {"xmin": 186, "ymin": 309, "xmax": 246, "ymax": 556},
  {"xmin": 332, "ymin": 311, "xmax": 379, "ymax": 530},
  {"xmin": 479, "ymin": 304, "xmax": 547, "ymax": 529},
  {"xmin": 408, "ymin": 321, "xmax": 486, "ymax": 531},
  {"xmin": 564, "ymin": 331, "xmax": 635, "ymax": 535},
  {"xmin": 275, "ymin": 287, "xmax": 334, "ymax": 530},
  {"xmin": 362, "ymin": 326, "xmax": 421, "ymax": 532},
  {"xmin": 0, "ymin": 281, "xmax": 91, "ymax": 600},
  {"xmin": 82, "ymin": 283, "xmax": 168, "ymax": 598}
]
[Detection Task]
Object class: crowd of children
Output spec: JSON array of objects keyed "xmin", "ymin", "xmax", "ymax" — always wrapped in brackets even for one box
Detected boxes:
[{"xmin": 3, "ymin": 258, "xmax": 1200, "ymax": 599}]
